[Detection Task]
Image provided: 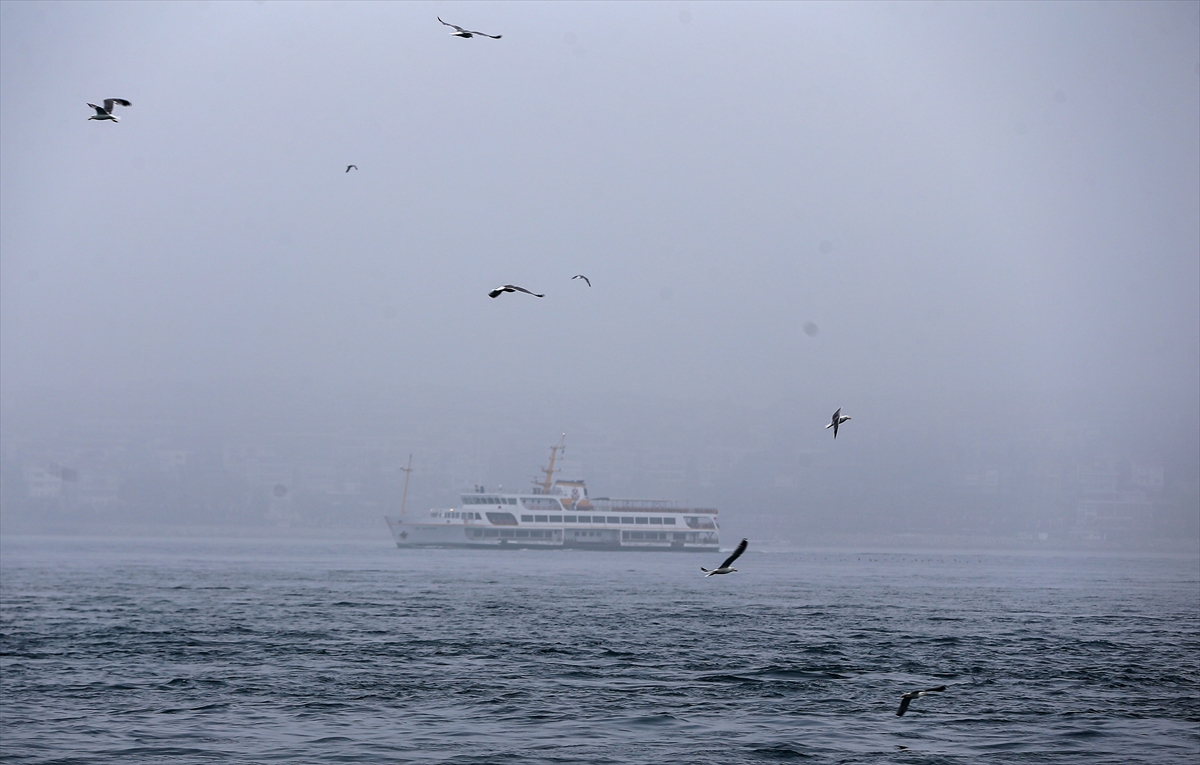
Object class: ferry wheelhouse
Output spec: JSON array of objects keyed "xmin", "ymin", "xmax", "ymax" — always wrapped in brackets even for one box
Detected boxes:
[{"xmin": 384, "ymin": 438, "xmax": 720, "ymax": 552}]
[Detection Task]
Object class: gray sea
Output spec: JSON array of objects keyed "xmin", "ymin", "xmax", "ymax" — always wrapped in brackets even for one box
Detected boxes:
[{"xmin": 1, "ymin": 535, "xmax": 1197, "ymax": 764}]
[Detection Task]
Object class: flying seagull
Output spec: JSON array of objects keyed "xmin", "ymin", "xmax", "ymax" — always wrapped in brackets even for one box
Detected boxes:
[
  {"xmin": 572, "ymin": 275, "xmax": 591, "ymax": 287},
  {"xmin": 826, "ymin": 407, "xmax": 851, "ymax": 439},
  {"xmin": 488, "ymin": 284, "xmax": 544, "ymax": 299},
  {"xmin": 896, "ymin": 686, "xmax": 946, "ymax": 716},
  {"xmin": 701, "ymin": 538, "xmax": 748, "ymax": 577},
  {"xmin": 87, "ymin": 99, "xmax": 131, "ymax": 122},
  {"xmin": 346, "ymin": 165, "xmax": 357, "ymax": 173},
  {"xmin": 438, "ymin": 17, "xmax": 502, "ymax": 39}
]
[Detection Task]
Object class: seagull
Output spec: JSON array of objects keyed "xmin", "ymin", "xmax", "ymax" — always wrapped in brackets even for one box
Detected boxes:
[
  {"xmin": 826, "ymin": 407, "xmax": 851, "ymax": 438},
  {"xmin": 701, "ymin": 538, "xmax": 747, "ymax": 576},
  {"xmin": 896, "ymin": 686, "xmax": 946, "ymax": 716},
  {"xmin": 488, "ymin": 284, "xmax": 544, "ymax": 299},
  {"xmin": 346, "ymin": 165, "xmax": 357, "ymax": 173},
  {"xmin": 572, "ymin": 275, "xmax": 591, "ymax": 287},
  {"xmin": 438, "ymin": 17, "xmax": 502, "ymax": 39},
  {"xmin": 87, "ymin": 99, "xmax": 131, "ymax": 122}
]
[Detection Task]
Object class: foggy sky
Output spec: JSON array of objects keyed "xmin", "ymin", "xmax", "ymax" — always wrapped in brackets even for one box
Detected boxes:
[{"xmin": 1, "ymin": 2, "xmax": 1198, "ymax": 535}]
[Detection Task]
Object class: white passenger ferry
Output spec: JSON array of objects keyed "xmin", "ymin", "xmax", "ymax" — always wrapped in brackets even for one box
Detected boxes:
[{"xmin": 384, "ymin": 438, "xmax": 720, "ymax": 552}]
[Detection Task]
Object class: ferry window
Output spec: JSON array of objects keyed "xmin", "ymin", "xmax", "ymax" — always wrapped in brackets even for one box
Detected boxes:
[
  {"xmin": 516, "ymin": 530, "xmax": 529, "ymax": 538},
  {"xmin": 500, "ymin": 530, "xmax": 515, "ymax": 537},
  {"xmin": 549, "ymin": 515, "xmax": 562, "ymax": 522},
  {"xmin": 621, "ymin": 517, "xmax": 634, "ymax": 524},
  {"xmin": 564, "ymin": 516, "xmax": 577, "ymax": 523},
  {"xmin": 663, "ymin": 518, "xmax": 676, "ymax": 525},
  {"xmin": 521, "ymin": 515, "xmax": 533, "ymax": 522},
  {"xmin": 486, "ymin": 512, "xmax": 519, "ymax": 526},
  {"xmin": 522, "ymin": 497, "xmax": 562, "ymax": 511},
  {"xmin": 649, "ymin": 517, "xmax": 662, "ymax": 524},
  {"xmin": 622, "ymin": 532, "xmax": 630, "ymax": 540},
  {"xmin": 635, "ymin": 517, "xmax": 649, "ymax": 524},
  {"xmin": 484, "ymin": 529, "xmax": 499, "ymax": 537},
  {"xmin": 533, "ymin": 515, "xmax": 546, "ymax": 522},
  {"xmin": 577, "ymin": 516, "xmax": 590, "ymax": 522},
  {"xmin": 607, "ymin": 517, "xmax": 619, "ymax": 524}
]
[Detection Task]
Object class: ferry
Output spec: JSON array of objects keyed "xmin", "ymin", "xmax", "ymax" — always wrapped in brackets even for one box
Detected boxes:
[{"xmin": 384, "ymin": 437, "xmax": 720, "ymax": 552}]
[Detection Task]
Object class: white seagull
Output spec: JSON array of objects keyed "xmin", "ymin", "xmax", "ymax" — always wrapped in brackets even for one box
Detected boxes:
[
  {"xmin": 489, "ymin": 284, "xmax": 544, "ymax": 299},
  {"xmin": 87, "ymin": 99, "xmax": 131, "ymax": 122},
  {"xmin": 701, "ymin": 538, "xmax": 747, "ymax": 577},
  {"xmin": 572, "ymin": 275, "xmax": 591, "ymax": 287},
  {"xmin": 896, "ymin": 686, "xmax": 946, "ymax": 716},
  {"xmin": 438, "ymin": 17, "xmax": 502, "ymax": 39},
  {"xmin": 826, "ymin": 407, "xmax": 851, "ymax": 439}
]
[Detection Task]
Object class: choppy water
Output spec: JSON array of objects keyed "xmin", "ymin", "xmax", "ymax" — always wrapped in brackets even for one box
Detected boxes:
[{"xmin": 1, "ymin": 536, "xmax": 1197, "ymax": 764}]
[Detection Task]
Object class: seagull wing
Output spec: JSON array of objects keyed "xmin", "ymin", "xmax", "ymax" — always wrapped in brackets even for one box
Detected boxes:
[
  {"xmin": 104, "ymin": 99, "xmax": 131, "ymax": 112},
  {"xmin": 346, "ymin": 165, "xmax": 357, "ymax": 172},
  {"xmin": 505, "ymin": 285, "xmax": 544, "ymax": 297},
  {"xmin": 468, "ymin": 30, "xmax": 502, "ymax": 39},
  {"xmin": 897, "ymin": 686, "xmax": 945, "ymax": 716},
  {"xmin": 718, "ymin": 538, "xmax": 748, "ymax": 569},
  {"xmin": 88, "ymin": 103, "xmax": 107, "ymax": 116},
  {"xmin": 573, "ymin": 275, "xmax": 591, "ymax": 287},
  {"xmin": 488, "ymin": 288, "xmax": 507, "ymax": 298},
  {"xmin": 831, "ymin": 408, "xmax": 841, "ymax": 425},
  {"xmin": 438, "ymin": 17, "xmax": 468, "ymax": 33}
]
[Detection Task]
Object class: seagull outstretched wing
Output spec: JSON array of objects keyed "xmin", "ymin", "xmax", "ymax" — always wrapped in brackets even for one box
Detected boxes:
[
  {"xmin": 896, "ymin": 686, "xmax": 946, "ymax": 716},
  {"xmin": 439, "ymin": 16, "xmax": 501, "ymax": 39},
  {"xmin": 489, "ymin": 284, "xmax": 544, "ymax": 298},
  {"xmin": 827, "ymin": 408, "xmax": 841, "ymax": 427},
  {"xmin": 346, "ymin": 165, "xmax": 357, "ymax": 172},
  {"xmin": 719, "ymin": 538, "xmax": 748, "ymax": 570},
  {"xmin": 103, "ymin": 98, "xmax": 131, "ymax": 113},
  {"xmin": 572, "ymin": 275, "xmax": 591, "ymax": 287}
]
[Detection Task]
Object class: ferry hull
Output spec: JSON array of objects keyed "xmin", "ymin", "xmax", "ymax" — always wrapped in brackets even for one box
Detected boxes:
[{"xmin": 385, "ymin": 517, "xmax": 718, "ymax": 552}]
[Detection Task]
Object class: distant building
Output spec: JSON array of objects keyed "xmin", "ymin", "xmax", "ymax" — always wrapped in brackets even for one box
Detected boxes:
[
  {"xmin": 1130, "ymin": 464, "xmax": 1164, "ymax": 493},
  {"xmin": 1074, "ymin": 492, "xmax": 1153, "ymax": 539},
  {"xmin": 155, "ymin": 449, "xmax": 189, "ymax": 471},
  {"xmin": 23, "ymin": 465, "xmax": 61, "ymax": 499}
]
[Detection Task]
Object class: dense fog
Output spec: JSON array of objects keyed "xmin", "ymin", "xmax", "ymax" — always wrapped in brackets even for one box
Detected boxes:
[{"xmin": 2, "ymin": 2, "xmax": 1197, "ymax": 546}]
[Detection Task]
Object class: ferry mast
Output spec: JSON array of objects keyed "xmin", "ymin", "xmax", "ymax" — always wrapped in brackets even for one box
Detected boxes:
[
  {"xmin": 538, "ymin": 434, "xmax": 565, "ymax": 494},
  {"xmin": 398, "ymin": 454, "xmax": 413, "ymax": 519}
]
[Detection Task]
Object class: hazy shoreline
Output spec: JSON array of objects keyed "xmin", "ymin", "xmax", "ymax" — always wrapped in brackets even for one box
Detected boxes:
[{"xmin": 2, "ymin": 524, "xmax": 1195, "ymax": 555}]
